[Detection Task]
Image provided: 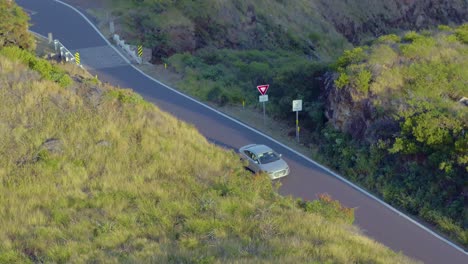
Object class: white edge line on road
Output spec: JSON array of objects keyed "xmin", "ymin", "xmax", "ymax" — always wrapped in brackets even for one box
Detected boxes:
[
  {"xmin": 30, "ymin": 31, "xmax": 48, "ymax": 40},
  {"xmin": 52, "ymin": 0, "xmax": 131, "ymax": 65},
  {"xmin": 51, "ymin": 0, "xmax": 467, "ymax": 255}
]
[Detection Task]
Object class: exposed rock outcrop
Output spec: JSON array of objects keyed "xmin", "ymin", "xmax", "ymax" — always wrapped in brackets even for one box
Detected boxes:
[
  {"xmin": 459, "ymin": 97, "xmax": 468, "ymax": 106},
  {"xmin": 39, "ymin": 138, "xmax": 63, "ymax": 155},
  {"xmin": 322, "ymin": 72, "xmax": 398, "ymax": 141},
  {"xmin": 316, "ymin": 0, "xmax": 468, "ymax": 44}
]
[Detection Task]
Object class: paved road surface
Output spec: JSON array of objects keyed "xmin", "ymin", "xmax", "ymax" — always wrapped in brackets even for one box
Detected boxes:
[{"xmin": 16, "ymin": 1, "xmax": 468, "ymax": 263}]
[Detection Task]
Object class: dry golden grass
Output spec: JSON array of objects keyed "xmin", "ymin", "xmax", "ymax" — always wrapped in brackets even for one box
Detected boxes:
[{"xmin": 0, "ymin": 54, "xmax": 418, "ymax": 263}]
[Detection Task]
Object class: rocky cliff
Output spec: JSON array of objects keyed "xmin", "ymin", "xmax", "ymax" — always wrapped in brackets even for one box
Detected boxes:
[
  {"xmin": 316, "ymin": 0, "xmax": 468, "ymax": 44},
  {"xmin": 323, "ymin": 24, "xmax": 467, "ymax": 144},
  {"xmin": 322, "ymin": 72, "xmax": 400, "ymax": 141}
]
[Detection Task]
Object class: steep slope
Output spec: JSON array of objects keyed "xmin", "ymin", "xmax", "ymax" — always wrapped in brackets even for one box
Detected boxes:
[
  {"xmin": 100, "ymin": 0, "xmax": 351, "ymax": 60},
  {"xmin": 323, "ymin": 25, "xmax": 468, "ymax": 246},
  {"xmin": 0, "ymin": 47, "xmax": 418, "ymax": 263},
  {"xmin": 96, "ymin": 0, "xmax": 467, "ymax": 60},
  {"xmin": 314, "ymin": 0, "xmax": 468, "ymax": 44}
]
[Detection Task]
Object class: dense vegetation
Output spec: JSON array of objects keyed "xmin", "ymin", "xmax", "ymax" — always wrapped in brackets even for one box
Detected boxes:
[
  {"xmin": 110, "ymin": 0, "xmax": 467, "ymax": 59},
  {"xmin": 108, "ymin": 0, "xmax": 341, "ymax": 124},
  {"xmin": 0, "ymin": 48, "xmax": 416, "ymax": 263},
  {"xmin": 113, "ymin": 0, "xmax": 349, "ymax": 60},
  {"xmin": 167, "ymin": 49, "xmax": 326, "ymax": 119},
  {"xmin": 327, "ymin": 25, "xmax": 468, "ymax": 246},
  {"xmin": 0, "ymin": 46, "xmax": 72, "ymax": 87},
  {"xmin": 0, "ymin": 0, "xmax": 35, "ymax": 51}
]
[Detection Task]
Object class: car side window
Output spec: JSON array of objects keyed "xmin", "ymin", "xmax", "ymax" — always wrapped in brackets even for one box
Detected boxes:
[
  {"xmin": 244, "ymin": 150, "xmax": 254, "ymax": 160},
  {"xmin": 251, "ymin": 152, "xmax": 258, "ymax": 162}
]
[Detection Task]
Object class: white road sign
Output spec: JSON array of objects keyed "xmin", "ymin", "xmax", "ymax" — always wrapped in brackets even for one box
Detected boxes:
[
  {"xmin": 292, "ymin": 100, "xmax": 302, "ymax": 111},
  {"xmin": 259, "ymin": 95, "xmax": 269, "ymax": 102}
]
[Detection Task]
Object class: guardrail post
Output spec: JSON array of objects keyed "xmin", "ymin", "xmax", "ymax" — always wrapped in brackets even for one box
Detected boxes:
[
  {"xmin": 59, "ymin": 46, "xmax": 65, "ymax": 59},
  {"xmin": 112, "ymin": 34, "xmax": 143, "ymax": 64},
  {"xmin": 110, "ymin": 20, "xmax": 115, "ymax": 34}
]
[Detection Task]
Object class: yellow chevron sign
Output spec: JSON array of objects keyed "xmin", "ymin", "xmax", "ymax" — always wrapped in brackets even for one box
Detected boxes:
[
  {"xmin": 74, "ymin": 52, "xmax": 80, "ymax": 65},
  {"xmin": 138, "ymin": 45, "xmax": 143, "ymax": 57}
]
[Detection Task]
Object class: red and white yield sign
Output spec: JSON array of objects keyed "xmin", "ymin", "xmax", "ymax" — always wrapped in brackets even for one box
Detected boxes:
[{"xmin": 257, "ymin": 84, "xmax": 269, "ymax": 95}]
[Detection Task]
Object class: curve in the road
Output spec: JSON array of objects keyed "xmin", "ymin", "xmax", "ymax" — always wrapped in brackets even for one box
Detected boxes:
[{"xmin": 16, "ymin": 1, "xmax": 468, "ymax": 263}]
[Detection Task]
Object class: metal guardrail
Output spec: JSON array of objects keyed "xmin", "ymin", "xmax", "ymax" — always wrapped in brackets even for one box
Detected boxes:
[
  {"xmin": 53, "ymin": 39, "xmax": 76, "ymax": 64},
  {"xmin": 53, "ymin": 39, "xmax": 83, "ymax": 69},
  {"xmin": 113, "ymin": 34, "xmax": 142, "ymax": 64}
]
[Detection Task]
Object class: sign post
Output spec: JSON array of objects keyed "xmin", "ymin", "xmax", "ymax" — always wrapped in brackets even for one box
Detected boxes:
[
  {"xmin": 292, "ymin": 100, "xmax": 303, "ymax": 142},
  {"xmin": 257, "ymin": 85, "xmax": 269, "ymax": 125},
  {"xmin": 259, "ymin": 95, "xmax": 268, "ymax": 125}
]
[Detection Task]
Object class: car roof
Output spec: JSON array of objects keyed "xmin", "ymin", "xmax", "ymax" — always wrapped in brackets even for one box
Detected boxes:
[{"xmin": 246, "ymin": 144, "xmax": 273, "ymax": 155}]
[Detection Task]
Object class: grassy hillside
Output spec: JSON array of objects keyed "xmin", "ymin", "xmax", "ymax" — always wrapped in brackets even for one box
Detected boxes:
[
  {"xmin": 323, "ymin": 24, "xmax": 468, "ymax": 246},
  {"xmin": 0, "ymin": 45, "xmax": 417, "ymax": 262}
]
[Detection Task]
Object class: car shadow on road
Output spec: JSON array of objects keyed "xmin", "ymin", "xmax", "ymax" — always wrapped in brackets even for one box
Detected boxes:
[{"xmin": 206, "ymin": 137, "xmax": 238, "ymax": 152}]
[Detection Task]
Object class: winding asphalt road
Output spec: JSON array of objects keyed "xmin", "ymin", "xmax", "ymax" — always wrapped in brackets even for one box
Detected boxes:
[{"xmin": 16, "ymin": 1, "xmax": 468, "ymax": 263}]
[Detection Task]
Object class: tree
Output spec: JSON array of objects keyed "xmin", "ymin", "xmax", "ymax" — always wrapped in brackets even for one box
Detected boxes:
[{"xmin": 0, "ymin": 0, "xmax": 36, "ymax": 51}]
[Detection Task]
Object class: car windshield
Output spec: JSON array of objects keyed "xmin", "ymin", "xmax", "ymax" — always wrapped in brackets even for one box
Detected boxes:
[{"xmin": 257, "ymin": 151, "xmax": 280, "ymax": 164}]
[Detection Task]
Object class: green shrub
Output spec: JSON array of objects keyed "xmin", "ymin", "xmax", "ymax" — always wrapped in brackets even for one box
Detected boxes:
[
  {"xmin": 438, "ymin": 25, "xmax": 452, "ymax": 31},
  {"xmin": 336, "ymin": 47, "xmax": 366, "ymax": 68},
  {"xmin": 106, "ymin": 89, "xmax": 149, "ymax": 105},
  {"xmin": 0, "ymin": 0, "xmax": 36, "ymax": 51},
  {"xmin": 297, "ymin": 193, "xmax": 355, "ymax": 224},
  {"xmin": 402, "ymin": 31, "xmax": 422, "ymax": 42},
  {"xmin": 354, "ymin": 69, "xmax": 372, "ymax": 94},
  {"xmin": 207, "ymin": 86, "xmax": 229, "ymax": 106},
  {"xmin": 0, "ymin": 251, "xmax": 28, "ymax": 264},
  {"xmin": 454, "ymin": 23, "xmax": 468, "ymax": 44},
  {"xmin": 56, "ymin": 74, "xmax": 73, "ymax": 87},
  {"xmin": 0, "ymin": 46, "xmax": 72, "ymax": 87},
  {"xmin": 376, "ymin": 34, "xmax": 401, "ymax": 43},
  {"xmin": 335, "ymin": 72, "xmax": 349, "ymax": 88}
]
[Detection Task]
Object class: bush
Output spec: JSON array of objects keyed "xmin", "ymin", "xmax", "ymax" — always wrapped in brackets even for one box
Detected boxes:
[
  {"xmin": 297, "ymin": 193, "xmax": 355, "ymax": 224},
  {"xmin": 335, "ymin": 72, "xmax": 349, "ymax": 88},
  {"xmin": 0, "ymin": 1, "xmax": 36, "ymax": 51},
  {"xmin": 328, "ymin": 25, "xmax": 468, "ymax": 247},
  {"xmin": 0, "ymin": 46, "xmax": 72, "ymax": 87},
  {"xmin": 336, "ymin": 47, "xmax": 366, "ymax": 68},
  {"xmin": 403, "ymin": 31, "xmax": 422, "ymax": 42},
  {"xmin": 106, "ymin": 89, "xmax": 149, "ymax": 105},
  {"xmin": 354, "ymin": 69, "xmax": 372, "ymax": 94},
  {"xmin": 376, "ymin": 34, "xmax": 401, "ymax": 43},
  {"xmin": 207, "ymin": 86, "xmax": 229, "ymax": 106},
  {"xmin": 454, "ymin": 23, "xmax": 468, "ymax": 44},
  {"xmin": 438, "ymin": 25, "xmax": 452, "ymax": 31}
]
